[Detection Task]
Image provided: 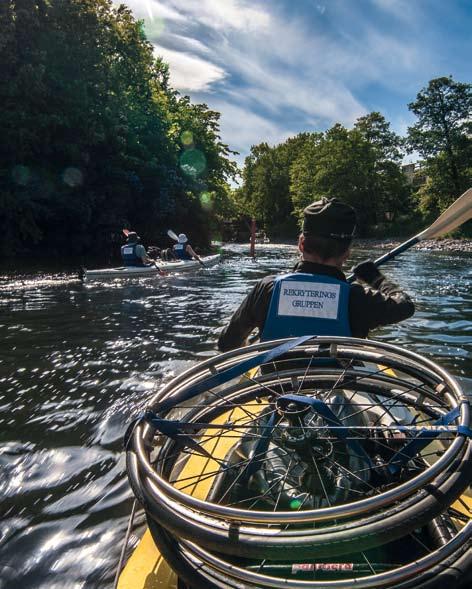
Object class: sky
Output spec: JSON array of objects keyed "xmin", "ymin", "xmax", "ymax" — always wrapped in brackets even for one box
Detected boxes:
[{"xmin": 114, "ymin": 0, "xmax": 471, "ymax": 167}]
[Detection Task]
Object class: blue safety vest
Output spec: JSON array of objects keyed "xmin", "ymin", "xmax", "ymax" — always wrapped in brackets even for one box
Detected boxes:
[
  {"xmin": 174, "ymin": 243, "xmax": 192, "ymax": 260},
  {"xmin": 261, "ymin": 273, "xmax": 352, "ymax": 341},
  {"xmin": 121, "ymin": 243, "xmax": 144, "ymax": 266}
]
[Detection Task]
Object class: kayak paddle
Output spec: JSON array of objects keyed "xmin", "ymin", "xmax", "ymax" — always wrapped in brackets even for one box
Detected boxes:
[
  {"xmin": 348, "ymin": 187, "xmax": 472, "ymax": 281},
  {"xmin": 153, "ymin": 261, "xmax": 167, "ymax": 276}
]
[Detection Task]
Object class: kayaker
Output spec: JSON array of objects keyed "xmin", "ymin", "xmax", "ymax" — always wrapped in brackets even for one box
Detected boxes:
[
  {"xmin": 173, "ymin": 233, "xmax": 203, "ymax": 264},
  {"xmin": 218, "ymin": 197, "xmax": 415, "ymax": 351},
  {"xmin": 121, "ymin": 232, "xmax": 154, "ymax": 267}
]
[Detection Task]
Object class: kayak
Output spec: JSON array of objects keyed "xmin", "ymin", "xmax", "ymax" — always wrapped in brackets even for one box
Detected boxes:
[
  {"xmin": 80, "ymin": 254, "xmax": 221, "ymax": 282},
  {"xmin": 119, "ymin": 336, "xmax": 472, "ymax": 589}
]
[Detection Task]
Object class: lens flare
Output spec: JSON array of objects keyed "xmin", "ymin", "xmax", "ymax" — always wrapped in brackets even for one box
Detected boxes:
[
  {"xmin": 180, "ymin": 130, "xmax": 194, "ymax": 147},
  {"xmin": 200, "ymin": 191, "xmax": 213, "ymax": 211},
  {"xmin": 62, "ymin": 167, "xmax": 83, "ymax": 188},
  {"xmin": 179, "ymin": 149, "xmax": 206, "ymax": 178},
  {"xmin": 142, "ymin": 0, "xmax": 165, "ymax": 39},
  {"xmin": 11, "ymin": 165, "xmax": 31, "ymax": 186}
]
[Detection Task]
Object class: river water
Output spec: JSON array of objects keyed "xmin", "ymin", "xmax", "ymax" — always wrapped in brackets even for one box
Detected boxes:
[{"xmin": 0, "ymin": 244, "xmax": 471, "ymax": 588}]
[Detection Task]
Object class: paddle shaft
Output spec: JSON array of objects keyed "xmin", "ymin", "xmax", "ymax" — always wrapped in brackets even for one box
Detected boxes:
[
  {"xmin": 347, "ymin": 187, "xmax": 472, "ymax": 283},
  {"xmin": 347, "ymin": 236, "xmax": 419, "ymax": 283},
  {"xmin": 152, "ymin": 260, "xmax": 166, "ymax": 275},
  {"xmin": 370, "ymin": 236, "xmax": 421, "ymax": 267}
]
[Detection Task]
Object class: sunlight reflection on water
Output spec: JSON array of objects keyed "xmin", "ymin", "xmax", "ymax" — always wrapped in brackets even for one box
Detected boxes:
[{"xmin": 0, "ymin": 243, "xmax": 471, "ymax": 587}]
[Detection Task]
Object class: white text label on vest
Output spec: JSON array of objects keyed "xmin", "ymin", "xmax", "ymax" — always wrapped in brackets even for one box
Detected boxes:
[{"xmin": 277, "ymin": 281, "xmax": 340, "ymax": 319}]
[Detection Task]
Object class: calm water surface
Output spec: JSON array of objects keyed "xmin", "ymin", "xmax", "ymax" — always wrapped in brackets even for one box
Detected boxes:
[{"xmin": 0, "ymin": 244, "xmax": 471, "ymax": 588}]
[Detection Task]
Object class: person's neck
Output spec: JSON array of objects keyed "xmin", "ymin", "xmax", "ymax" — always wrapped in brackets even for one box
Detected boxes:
[{"xmin": 301, "ymin": 253, "xmax": 343, "ymax": 270}]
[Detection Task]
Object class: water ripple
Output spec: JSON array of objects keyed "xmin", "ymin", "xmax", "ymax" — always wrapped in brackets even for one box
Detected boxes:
[{"xmin": 0, "ymin": 244, "xmax": 471, "ymax": 587}]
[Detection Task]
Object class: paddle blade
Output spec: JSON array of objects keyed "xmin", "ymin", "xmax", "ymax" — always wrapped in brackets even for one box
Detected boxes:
[
  {"xmin": 122, "ymin": 228, "xmax": 130, "ymax": 237},
  {"xmin": 418, "ymin": 188, "xmax": 472, "ymax": 240},
  {"xmin": 167, "ymin": 229, "xmax": 179, "ymax": 241}
]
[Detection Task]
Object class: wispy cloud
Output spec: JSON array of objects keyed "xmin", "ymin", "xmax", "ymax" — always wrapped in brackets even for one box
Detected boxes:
[
  {"xmin": 165, "ymin": 0, "xmax": 271, "ymax": 32},
  {"xmin": 123, "ymin": 0, "xmax": 185, "ymax": 23},
  {"xmin": 370, "ymin": 0, "xmax": 418, "ymax": 22},
  {"xmin": 153, "ymin": 45, "xmax": 226, "ymax": 92},
  {"xmin": 114, "ymin": 0, "xmax": 470, "ymax": 166},
  {"xmin": 211, "ymin": 100, "xmax": 293, "ymax": 153}
]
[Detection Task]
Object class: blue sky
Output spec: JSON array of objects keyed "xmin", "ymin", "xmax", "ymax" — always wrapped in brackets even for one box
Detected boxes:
[{"xmin": 115, "ymin": 0, "xmax": 471, "ymax": 166}]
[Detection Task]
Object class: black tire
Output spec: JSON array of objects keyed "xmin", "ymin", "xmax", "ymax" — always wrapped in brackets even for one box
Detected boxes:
[
  {"xmin": 139, "ymin": 444, "xmax": 470, "ymax": 559},
  {"xmin": 130, "ymin": 380, "xmax": 471, "ymax": 560},
  {"xmin": 390, "ymin": 536, "xmax": 472, "ymax": 589},
  {"xmin": 147, "ymin": 517, "xmax": 221, "ymax": 589},
  {"xmin": 147, "ymin": 516, "xmax": 472, "ymax": 589}
]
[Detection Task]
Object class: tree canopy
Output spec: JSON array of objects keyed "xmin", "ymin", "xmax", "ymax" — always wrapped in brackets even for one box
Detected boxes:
[
  {"xmin": 0, "ymin": 0, "xmax": 236, "ymax": 257},
  {"xmin": 235, "ymin": 78, "xmax": 471, "ymax": 239},
  {"xmin": 1, "ymin": 3, "xmax": 470, "ymax": 257},
  {"xmin": 240, "ymin": 114, "xmax": 411, "ymax": 237},
  {"xmin": 407, "ymin": 76, "xmax": 472, "ymax": 214}
]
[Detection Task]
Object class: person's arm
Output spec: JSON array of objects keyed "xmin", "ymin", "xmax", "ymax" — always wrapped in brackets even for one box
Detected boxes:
[
  {"xmin": 136, "ymin": 244, "xmax": 154, "ymax": 265},
  {"xmin": 186, "ymin": 244, "xmax": 203, "ymax": 263},
  {"xmin": 350, "ymin": 260, "xmax": 415, "ymax": 336},
  {"xmin": 218, "ymin": 277, "xmax": 274, "ymax": 352}
]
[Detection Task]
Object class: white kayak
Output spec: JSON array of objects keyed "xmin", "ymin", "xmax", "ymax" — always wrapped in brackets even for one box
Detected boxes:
[{"xmin": 81, "ymin": 254, "xmax": 221, "ymax": 282}]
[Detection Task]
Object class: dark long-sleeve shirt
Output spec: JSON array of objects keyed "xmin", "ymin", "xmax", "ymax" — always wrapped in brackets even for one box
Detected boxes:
[{"xmin": 218, "ymin": 260, "xmax": 415, "ymax": 352}]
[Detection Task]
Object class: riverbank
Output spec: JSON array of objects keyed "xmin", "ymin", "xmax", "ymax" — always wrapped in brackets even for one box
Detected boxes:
[
  {"xmin": 356, "ymin": 237, "xmax": 472, "ymax": 253},
  {"xmin": 262, "ymin": 236, "xmax": 472, "ymax": 253}
]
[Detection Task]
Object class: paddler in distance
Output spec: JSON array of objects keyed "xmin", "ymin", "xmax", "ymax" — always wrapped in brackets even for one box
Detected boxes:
[
  {"xmin": 121, "ymin": 231, "xmax": 155, "ymax": 267},
  {"xmin": 173, "ymin": 233, "xmax": 204, "ymax": 265},
  {"xmin": 218, "ymin": 197, "xmax": 415, "ymax": 351}
]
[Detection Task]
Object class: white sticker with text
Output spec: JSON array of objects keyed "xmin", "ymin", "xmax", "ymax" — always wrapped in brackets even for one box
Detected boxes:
[{"xmin": 277, "ymin": 281, "xmax": 340, "ymax": 319}]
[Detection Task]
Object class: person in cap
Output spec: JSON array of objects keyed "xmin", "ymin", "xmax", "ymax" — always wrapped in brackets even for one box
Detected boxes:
[
  {"xmin": 217, "ymin": 197, "xmax": 414, "ymax": 351},
  {"xmin": 173, "ymin": 233, "xmax": 203, "ymax": 264},
  {"xmin": 121, "ymin": 232, "xmax": 154, "ymax": 267}
]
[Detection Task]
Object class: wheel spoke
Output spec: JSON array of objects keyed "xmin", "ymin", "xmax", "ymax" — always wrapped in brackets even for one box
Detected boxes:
[{"xmin": 132, "ymin": 336, "xmax": 469, "ymax": 589}]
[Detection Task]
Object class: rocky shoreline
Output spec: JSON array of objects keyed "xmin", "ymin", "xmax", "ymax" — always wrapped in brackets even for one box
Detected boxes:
[{"xmin": 357, "ymin": 238, "xmax": 472, "ymax": 253}]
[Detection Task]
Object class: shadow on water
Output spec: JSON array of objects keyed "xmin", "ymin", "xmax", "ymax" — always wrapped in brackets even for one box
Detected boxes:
[{"xmin": 0, "ymin": 243, "xmax": 471, "ymax": 587}]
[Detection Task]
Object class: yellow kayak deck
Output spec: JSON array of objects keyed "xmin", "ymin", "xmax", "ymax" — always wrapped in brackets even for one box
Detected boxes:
[
  {"xmin": 116, "ymin": 490, "xmax": 472, "ymax": 589},
  {"xmin": 118, "ymin": 404, "xmax": 252, "ymax": 588},
  {"xmin": 118, "ymin": 529, "xmax": 178, "ymax": 589}
]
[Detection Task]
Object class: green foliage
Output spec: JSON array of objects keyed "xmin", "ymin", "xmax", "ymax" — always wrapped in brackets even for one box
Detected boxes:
[
  {"xmin": 239, "ymin": 133, "xmax": 311, "ymax": 236},
  {"xmin": 290, "ymin": 117, "xmax": 410, "ymax": 235},
  {"xmin": 354, "ymin": 111, "xmax": 404, "ymax": 162},
  {"xmin": 0, "ymin": 0, "xmax": 236, "ymax": 256},
  {"xmin": 234, "ymin": 77, "xmax": 471, "ymax": 239},
  {"xmin": 2, "ymin": 8, "xmax": 470, "ymax": 255},
  {"xmin": 407, "ymin": 77, "xmax": 472, "ymax": 211}
]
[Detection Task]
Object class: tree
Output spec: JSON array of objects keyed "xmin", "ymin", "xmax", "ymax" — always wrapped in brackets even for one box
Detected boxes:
[
  {"xmin": 236, "ymin": 115, "xmax": 411, "ymax": 238},
  {"xmin": 290, "ymin": 121, "xmax": 409, "ymax": 234},
  {"xmin": 407, "ymin": 77, "xmax": 472, "ymax": 209},
  {"xmin": 238, "ymin": 134, "xmax": 311, "ymax": 236},
  {"xmin": 354, "ymin": 113, "xmax": 411, "ymax": 219},
  {"xmin": 0, "ymin": 0, "xmax": 237, "ymax": 256},
  {"xmin": 0, "ymin": 0, "xmax": 48, "ymax": 249},
  {"xmin": 354, "ymin": 112, "xmax": 403, "ymax": 163}
]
